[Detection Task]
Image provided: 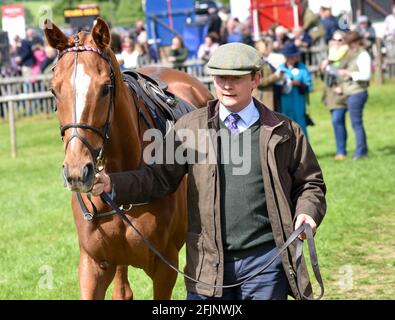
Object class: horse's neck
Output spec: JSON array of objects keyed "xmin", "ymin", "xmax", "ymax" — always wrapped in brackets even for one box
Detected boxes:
[{"xmin": 106, "ymin": 79, "xmax": 143, "ymax": 172}]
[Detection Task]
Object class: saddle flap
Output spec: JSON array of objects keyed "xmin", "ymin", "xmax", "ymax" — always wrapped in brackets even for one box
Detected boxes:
[{"xmin": 122, "ymin": 70, "xmax": 196, "ymax": 135}]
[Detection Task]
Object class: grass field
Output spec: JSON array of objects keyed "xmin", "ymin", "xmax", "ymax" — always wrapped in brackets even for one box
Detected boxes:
[{"xmin": 0, "ymin": 81, "xmax": 394, "ymax": 300}]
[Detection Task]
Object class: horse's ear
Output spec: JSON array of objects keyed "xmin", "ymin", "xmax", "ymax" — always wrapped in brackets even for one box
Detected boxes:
[
  {"xmin": 92, "ymin": 18, "xmax": 111, "ymax": 49},
  {"xmin": 44, "ymin": 19, "xmax": 69, "ymax": 51}
]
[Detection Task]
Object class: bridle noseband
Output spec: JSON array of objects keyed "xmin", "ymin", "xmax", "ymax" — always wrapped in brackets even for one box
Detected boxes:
[{"xmin": 54, "ymin": 34, "xmax": 115, "ymax": 172}]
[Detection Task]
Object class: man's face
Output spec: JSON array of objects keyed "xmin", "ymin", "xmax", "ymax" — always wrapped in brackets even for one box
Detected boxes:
[{"xmin": 213, "ymin": 73, "xmax": 260, "ymax": 112}]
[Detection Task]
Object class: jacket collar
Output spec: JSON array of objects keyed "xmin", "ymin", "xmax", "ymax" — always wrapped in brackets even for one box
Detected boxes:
[{"xmin": 207, "ymin": 98, "xmax": 283, "ymax": 130}]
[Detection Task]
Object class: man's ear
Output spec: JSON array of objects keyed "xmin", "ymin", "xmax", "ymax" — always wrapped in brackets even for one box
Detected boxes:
[
  {"xmin": 92, "ymin": 18, "xmax": 111, "ymax": 49},
  {"xmin": 44, "ymin": 19, "xmax": 69, "ymax": 52},
  {"xmin": 252, "ymin": 71, "xmax": 261, "ymax": 90}
]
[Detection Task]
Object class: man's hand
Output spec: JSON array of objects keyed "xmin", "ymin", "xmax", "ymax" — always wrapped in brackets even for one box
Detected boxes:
[
  {"xmin": 294, "ymin": 214, "xmax": 317, "ymax": 240},
  {"xmin": 91, "ymin": 171, "xmax": 112, "ymax": 196}
]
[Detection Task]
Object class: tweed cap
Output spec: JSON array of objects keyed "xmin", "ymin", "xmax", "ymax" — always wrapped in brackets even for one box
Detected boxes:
[{"xmin": 207, "ymin": 42, "xmax": 263, "ymax": 76}]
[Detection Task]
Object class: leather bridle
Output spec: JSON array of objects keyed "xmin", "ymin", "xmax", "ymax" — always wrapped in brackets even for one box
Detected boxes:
[{"xmin": 55, "ymin": 34, "xmax": 115, "ymax": 172}]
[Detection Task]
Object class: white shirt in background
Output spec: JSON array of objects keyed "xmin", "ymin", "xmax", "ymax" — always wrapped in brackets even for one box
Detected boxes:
[
  {"xmin": 384, "ymin": 14, "xmax": 395, "ymax": 38},
  {"xmin": 352, "ymin": 51, "xmax": 372, "ymax": 82},
  {"xmin": 121, "ymin": 50, "xmax": 139, "ymax": 69}
]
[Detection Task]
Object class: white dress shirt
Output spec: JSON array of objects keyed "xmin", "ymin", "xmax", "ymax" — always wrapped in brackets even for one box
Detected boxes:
[
  {"xmin": 219, "ymin": 99, "xmax": 260, "ymax": 133},
  {"xmin": 351, "ymin": 51, "xmax": 372, "ymax": 82}
]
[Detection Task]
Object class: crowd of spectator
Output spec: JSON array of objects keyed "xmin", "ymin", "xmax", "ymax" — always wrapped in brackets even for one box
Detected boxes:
[
  {"xmin": 2, "ymin": 3, "xmax": 395, "ymax": 160},
  {"xmin": 0, "ymin": 28, "xmax": 56, "ymax": 78}
]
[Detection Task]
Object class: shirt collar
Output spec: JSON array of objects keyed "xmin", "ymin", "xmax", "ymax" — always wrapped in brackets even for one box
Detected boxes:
[{"xmin": 219, "ymin": 99, "xmax": 258, "ymax": 125}]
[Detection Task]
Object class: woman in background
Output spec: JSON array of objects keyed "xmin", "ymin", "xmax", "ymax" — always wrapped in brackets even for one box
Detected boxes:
[
  {"xmin": 253, "ymin": 39, "xmax": 283, "ymax": 112},
  {"xmin": 320, "ymin": 31, "xmax": 349, "ymax": 161},
  {"xmin": 338, "ymin": 31, "xmax": 371, "ymax": 160},
  {"xmin": 168, "ymin": 35, "xmax": 188, "ymax": 68},
  {"xmin": 278, "ymin": 41, "xmax": 312, "ymax": 137}
]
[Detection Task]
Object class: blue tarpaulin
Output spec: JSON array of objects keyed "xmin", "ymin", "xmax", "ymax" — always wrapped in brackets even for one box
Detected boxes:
[{"xmin": 145, "ymin": 0, "xmax": 195, "ymax": 47}]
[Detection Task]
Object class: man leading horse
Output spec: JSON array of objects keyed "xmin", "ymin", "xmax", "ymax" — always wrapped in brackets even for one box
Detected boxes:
[{"xmin": 93, "ymin": 42, "xmax": 327, "ymax": 300}]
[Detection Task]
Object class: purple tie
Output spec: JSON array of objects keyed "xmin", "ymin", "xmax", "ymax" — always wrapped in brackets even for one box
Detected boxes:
[{"xmin": 226, "ymin": 113, "xmax": 241, "ymax": 134}]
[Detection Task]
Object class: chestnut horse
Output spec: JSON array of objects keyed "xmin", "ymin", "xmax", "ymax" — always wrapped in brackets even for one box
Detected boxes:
[{"xmin": 44, "ymin": 18, "xmax": 213, "ymax": 299}]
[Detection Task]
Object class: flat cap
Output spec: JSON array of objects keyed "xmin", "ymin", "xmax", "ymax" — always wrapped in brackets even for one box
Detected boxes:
[{"xmin": 207, "ymin": 42, "xmax": 263, "ymax": 76}]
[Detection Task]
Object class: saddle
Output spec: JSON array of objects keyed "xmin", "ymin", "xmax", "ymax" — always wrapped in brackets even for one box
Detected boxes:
[{"xmin": 122, "ymin": 70, "xmax": 196, "ymax": 134}]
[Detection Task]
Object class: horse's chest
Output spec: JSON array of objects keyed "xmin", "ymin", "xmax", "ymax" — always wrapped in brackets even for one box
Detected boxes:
[{"xmin": 77, "ymin": 218, "xmax": 155, "ymax": 267}]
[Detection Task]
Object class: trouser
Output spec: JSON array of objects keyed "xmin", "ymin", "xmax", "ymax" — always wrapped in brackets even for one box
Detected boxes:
[
  {"xmin": 347, "ymin": 91, "xmax": 368, "ymax": 157},
  {"xmin": 331, "ymin": 108, "xmax": 347, "ymax": 155},
  {"xmin": 187, "ymin": 241, "xmax": 288, "ymax": 300}
]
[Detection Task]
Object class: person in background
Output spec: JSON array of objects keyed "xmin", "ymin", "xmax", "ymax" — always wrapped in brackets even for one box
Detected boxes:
[
  {"xmin": 135, "ymin": 43, "xmax": 151, "ymax": 67},
  {"xmin": 301, "ymin": 0, "xmax": 326, "ymax": 46},
  {"xmin": 121, "ymin": 37, "xmax": 139, "ymax": 69},
  {"xmin": 320, "ymin": 31, "xmax": 349, "ymax": 161},
  {"xmin": 384, "ymin": 4, "xmax": 395, "ymax": 39},
  {"xmin": 168, "ymin": 35, "xmax": 188, "ymax": 68},
  {"xmin": 292, "ymin": 26, "xmax": 313, "ymax": 64},
  {"xmin": 338, "ymin": 31, "xmax": 371, "ymax": 160},
  {"xmin": 319, "ymin": 3, "xmax": 339, "ymax": 44},
  {"xmin": 206, "ymin": 7, "xmax": 222, "ymax": 37},
  {"xmin": 40, "ymin": 39, "xmax": 57, "ymax": 74},
  {"xmin": 197, "ymin": 32, "xmax": 219, "ymax": 63},
  {"xmin": 31, "ymin": 43, "xmax": 46, "ymax": 77},
  {"xmin": 225, "ymin": 18, "xmax": 243, "ymax": 43},
  {"xmin": 253, "ymin": 39, "xmax": 283, "ymax": 112},
  {"xmin": 26, "ymin": 28, "xmax": 44, "ymax": 47},
  {"xmin": 15, "ymin": 35, "xmax": 35, "ymax": 78},
  {"xmin": 278, "ymin": 41, "xmax": 312, "ymax": 137},
  {"xmin": 5, "ymin": 42, "xmax": 20, "ymax": 76},
  {"xmin": 272, "ymin": 25, "xmax": 290, "ymax": 52},
  {"xmin": 292, "ymin": 26, "xmax": 313, "ymax": 49},
  {"xmin": 110, "ymin": 31, "xmax": 124, "ymax": 69},
  {"xmin": 355, "ymin": 15, "xmax": 376, "ymax": 53},
  {"xmin": 134, "ymin": 19, "xmax": 148, "ymax": 45},
  {"xmin": 383, "ymin": 4, "xmax": 395, "ymax": 65},
  {"xmin": 241, "ymin": 17, "xmax": 254, "ymax": 46}
]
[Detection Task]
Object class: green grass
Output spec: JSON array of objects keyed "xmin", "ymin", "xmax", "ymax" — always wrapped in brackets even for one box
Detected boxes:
[{"xmin": 0, "ymin": 80, "xmax": 394, "ymax": 299}]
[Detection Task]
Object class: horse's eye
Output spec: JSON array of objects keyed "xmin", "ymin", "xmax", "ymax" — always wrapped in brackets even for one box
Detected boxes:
[{"xmin": 102, "ymin": 84, "xmax": 110, "ymax": 96}]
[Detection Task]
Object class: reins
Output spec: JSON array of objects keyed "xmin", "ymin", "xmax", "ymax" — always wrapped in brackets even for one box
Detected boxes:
[{"xmin": 101, "ymin": 191, "xmax": 324, "ymax": 299}]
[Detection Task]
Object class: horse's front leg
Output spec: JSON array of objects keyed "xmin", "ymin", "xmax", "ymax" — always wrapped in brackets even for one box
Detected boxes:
[
  {"xmin": 78, "ymin": 249, "xmax": 116, "ymax": 300},
  {"xmin": 112, "ymin": 265, "xmax": 133, "ymax": 300}
]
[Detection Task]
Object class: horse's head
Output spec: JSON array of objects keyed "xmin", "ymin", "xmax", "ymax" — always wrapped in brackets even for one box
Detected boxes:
[{"xmin": 45, "ymin": 18, "xmax": 116, "ymax": 192}]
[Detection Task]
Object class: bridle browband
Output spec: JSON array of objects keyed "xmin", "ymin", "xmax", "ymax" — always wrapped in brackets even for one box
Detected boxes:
[{"xmin": 55, "ymin": 34, "xmax": 115, "ymax": 172}]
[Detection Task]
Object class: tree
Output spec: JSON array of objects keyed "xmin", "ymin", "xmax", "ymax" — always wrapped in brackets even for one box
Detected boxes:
[{"xmin": 115, "ymin": 0, "xmax": 144, "ymax": 27}]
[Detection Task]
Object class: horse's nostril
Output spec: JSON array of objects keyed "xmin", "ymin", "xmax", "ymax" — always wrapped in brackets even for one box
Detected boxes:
[
  {"xmin": 82, "ymin": 163, "xmax": 94, "ymax": 182},
  {"xmin": 62, "ymin": 164, "xmax": 69, "ymax": 187}
]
